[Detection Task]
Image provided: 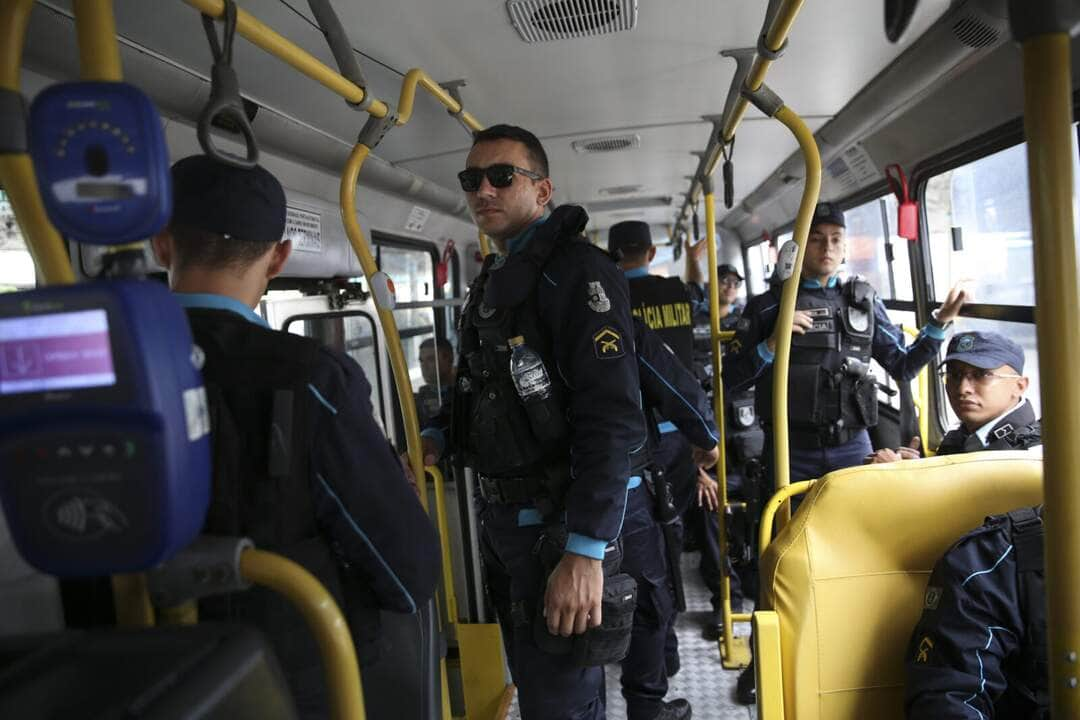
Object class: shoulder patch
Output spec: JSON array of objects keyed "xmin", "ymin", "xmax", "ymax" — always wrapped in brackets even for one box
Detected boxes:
[
  {"xmin": 737, "ymin": 317, "xmax": 751, "ymax": 332},
  {"xmin": 587, "ymin": 281, "xmax": 611, "ymax": 313},
  {"xmin": 593, "ymin": 326, "xmax": 625, "ymax": 359}
]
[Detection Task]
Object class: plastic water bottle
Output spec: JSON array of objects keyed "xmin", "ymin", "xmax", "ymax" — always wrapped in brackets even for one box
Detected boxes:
[{"xmin": 509, "ymin": 336, "xmax": 551, "ymax": 402}]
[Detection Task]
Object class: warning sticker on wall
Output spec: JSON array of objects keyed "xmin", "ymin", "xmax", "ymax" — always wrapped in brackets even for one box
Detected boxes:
[
  {"xmin": 284, "ymin": 206, "xmax": 322, "ymax": 253},
  {"xmin": 405, "ymin": 205, "xmax": 431, "ymax": 233}
]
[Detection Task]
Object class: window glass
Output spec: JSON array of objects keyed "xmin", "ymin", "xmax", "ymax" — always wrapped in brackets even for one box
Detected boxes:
[
  {"xmin": 746, "ymin": 240, "xmax": 777, "ymax": 297},
  {"xmin": 924, "ymin": 134, "xmax": 1080, "ymax": 305},
  {"xmin": 397, "ymin": 307, "xmax": 437, "ymax": 392},
  {"xmin": 0, "ymin": 190, "xmax": 36, "ymax": 291},
  {"xmin": 938, "ymin": 318, "xmax": 1040, "ymax": 429},
  {"xmin": 379, "ymin": 244, "xmax": 434, "ymax": 303},
  {"xmin": 844, "ymin": 195, "xmax": 914, "ymax": 301}
]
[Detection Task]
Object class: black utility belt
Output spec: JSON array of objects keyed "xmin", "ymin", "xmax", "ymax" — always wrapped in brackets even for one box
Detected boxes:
[
  {"xmin": 784, "ymin": 426, "xmax": 865, "ymax": 450},
  {"xmin": 477, "ymin": 473, "xmax": 547, "ymax": 505}
]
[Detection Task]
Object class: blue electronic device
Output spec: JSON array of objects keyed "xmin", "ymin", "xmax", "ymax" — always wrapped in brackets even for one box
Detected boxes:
[
  {"xmin": 0, "ymin": 280, "xmax": 211, "ymax": 575},
  {"xmin": 29, "ymin": 82, "xmax": 171, "ymax": 245}
]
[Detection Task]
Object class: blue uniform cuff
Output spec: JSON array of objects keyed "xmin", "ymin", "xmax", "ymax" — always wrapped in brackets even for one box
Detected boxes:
[
  {"xmin": 757, "ymin": 341, "xmax": 775, "ymax": 363},
  {"xmin": 420, "ymin": 427, "xmax": 445, "ymax": 455},
  {"xmin": 565, "ymin": 533, "xmax": 608, "ymax": 560},
  {"xmin": 922, "ymin": 323, "xmax": 947, "ymax": 341}
]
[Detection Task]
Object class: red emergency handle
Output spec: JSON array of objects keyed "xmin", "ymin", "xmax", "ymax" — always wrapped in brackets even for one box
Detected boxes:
[{"xmin": 886, "ymin": 163, "xmax": 919, "ymax": 241}]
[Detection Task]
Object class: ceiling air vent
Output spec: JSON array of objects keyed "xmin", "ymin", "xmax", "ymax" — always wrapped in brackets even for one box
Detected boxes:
[
  {"xmin": 507, "ymin": 0, "xmax": 638, "ymax": 43},
  {"xmin": 599, "ymin": 184, "xmax": 643, "ymax": 195},
  {"xmin": 951, "ymin": 15, "xmax": 999, "ymax": 48},
  {"xmin": 572, "ymin": 133, "xmax": 640, "ymax": 154}
]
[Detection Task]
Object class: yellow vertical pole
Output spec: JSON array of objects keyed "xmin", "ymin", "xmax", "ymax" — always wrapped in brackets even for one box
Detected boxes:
[
  {"xmin": 1020, "ymin": 31, "xmax": 1080, "ymax": 718},
  {"xmin": 478, "ymin": 230, "xmax": 492, "ymax": 258},
  {"xmin": 705, "ymin": 184, "xmax": 751, "ymax": 668},
  {"xmin": 73, "ymin": 0, "xmax": 122, "ymax": 81},
  {"xmin": 769, "ymin": 105, "xmax": 822, "ymax": 527},
  {"xmin": 0, "ymin": 0, "xmax": 75, "ymax": 285}
]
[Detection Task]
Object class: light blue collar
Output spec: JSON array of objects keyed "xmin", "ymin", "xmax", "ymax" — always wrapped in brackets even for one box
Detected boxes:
[
  {"xmin": 623, "ymin": 266, "xmax": 650, "ymax": 279},
  {"xmin": 505, "ymin": 215, "xmax": 549, "ymax": 256},
  {"xmin": 801, "ymin": 275, "xmax": 840, "ymax": 290},
  {"xmin": 174, "ymin": 292, "xmax": 269, "ymax": 328}
]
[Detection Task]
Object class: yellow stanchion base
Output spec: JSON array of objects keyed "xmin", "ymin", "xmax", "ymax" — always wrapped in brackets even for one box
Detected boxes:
[
  {"xmin": 720, "ymin": 634, "xmax": 752, "ymax": 669},
  {"xmin": 458, "ymin": 622, "xmax": 510, "ymax": 720}
]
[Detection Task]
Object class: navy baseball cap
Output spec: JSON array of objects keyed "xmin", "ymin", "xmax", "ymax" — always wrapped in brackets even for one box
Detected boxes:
[
  {"xmin": 608, "ymin": 220, "xmax": 653, "ymax": 255},
  {"xmin": 717, "ymin": 263, "xmax": 743, "ymax": 281},
  {"xmin": 944, "ymin": 331, "xmax": 1025, "ymax": 373},
  {"xmin": 170, "ymin": 155, "xmax": 287, "ymax": 243},
  {"xmin": 812, "ymin": 201, "xmax": 846, "ymax": 229}
]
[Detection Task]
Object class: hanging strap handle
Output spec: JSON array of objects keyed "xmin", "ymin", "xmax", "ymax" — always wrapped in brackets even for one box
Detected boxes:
[
  {"xmin": 886, "ymin": 163, "xmax": 919, "ymax": 241},
  {"xmin": 198, "ymin": 0, "xmax": 259, "ymax": 169}
]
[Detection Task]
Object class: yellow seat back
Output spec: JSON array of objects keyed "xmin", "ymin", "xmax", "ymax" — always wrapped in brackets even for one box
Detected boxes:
[{"xmin": 759, "ymin": 451, "xmax": 1043, "ymax": 719}]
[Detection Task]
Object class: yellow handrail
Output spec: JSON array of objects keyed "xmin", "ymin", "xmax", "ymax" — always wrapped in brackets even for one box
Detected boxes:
[
  {"xmin": 427, "ymin": 464, "xmax": 459, "ymax": 627},
  {"xmin": 478, "ymin": 230, "xmax": 492, "ymax": 259},
  {"xmin": 704, "ymin": 186, "xmax": 749, "ymax": 666},
  {"xmin": 719, "ymin": 0, "xmax": 805, "ymax": 145},
  {"xmin": 182, "ymin": 0, "xmax": 389, "ymax": 117},
  {"xmin": 1020, "ymin": 30, "xmax": 1080, "ymax": 719},
  {"xmin": 903, "ymin": 326, "xmax": 930, "ymax": 456},
  {"xmin": 110, "ymin": 574, "xmax": 156, "ymax": 628},
  {"xmin": 757, "ymin": 480, "xmax": 815, "ymax": 558},
  {"xmin": 0, "ymin": 0, "xmax": 75, "ymax": 286},
  {"xmin": 768, "ymin": 105, "xmax": 822, "ymax": 527},
  {"xmin": 340, "ymin": 144, "xmax": 429, "ymax": 508},
  {"xmin": 73, "ymin": 0, "xmax": 122, "ymax": 81},
  {"xmin": 240, "ymin": 549, "xmax": 365, "ymax": 720},
  {"xmin": 182, "ymin": 1, "xmax": 482, "ymax": 133}
]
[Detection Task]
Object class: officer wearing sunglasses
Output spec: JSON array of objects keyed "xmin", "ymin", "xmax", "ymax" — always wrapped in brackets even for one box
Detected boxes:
[
  {"xmin": 452, "ymin": 125, "xmax": 652, "ymax": 720},
  {"xmin": 869, "ymin": 330, "xmax": 1041, "ymax": 461}
]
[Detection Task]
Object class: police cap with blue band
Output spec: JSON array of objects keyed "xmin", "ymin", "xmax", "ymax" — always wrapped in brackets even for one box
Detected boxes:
[
  {"xmin": 812, "ymin": 201, "xmax": 846, "ymax": 229},
  {"xmin": 944, "ymin": 331, "xmax": 1025, "ymax": 373},
  {"xmin": 607, "ymin": 220, "xmax": 653, "ymax": 255},
  {"xmin": 170, "ymin": 155, "xmax": 287, "ymax": 243}
]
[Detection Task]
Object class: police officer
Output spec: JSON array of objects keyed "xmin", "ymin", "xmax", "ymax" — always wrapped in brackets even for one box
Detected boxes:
[
  {"xmin": 723, "ymin": 201, "xmax": 967, "ymax": 485},
  {"xmin": 870, "ymin": 331, "xmax": 1040, "ymax": 462},
  {"xmin": 453, "ymin": 125, "xmax": 646, "ymax": 719},
  {"xmin": 151, "ymin": 156, "xmax": 441, "ymax": 718},
  {"xmin": 905, "ymin": 505, "xmax": 1047, "ymax": 718},
  {"xmin": 684, "ymin": 233, "xmax": 745, "ymax": 332},
  {"xmin": 609, "ymin": 220, "xmax": 721, "ymax": 701},
  {"xmin": 724, "ymin": 200, "xmax": 966, "ymax": 704},
  {"xmin": 416, "ymin": 337, "xmax": 455, "ymax": 463}
]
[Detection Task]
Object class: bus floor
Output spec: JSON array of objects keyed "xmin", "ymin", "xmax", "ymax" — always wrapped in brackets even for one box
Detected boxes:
[{"xmin": 508, "ymin": 550, "xmax": 757, "ymax": 719}]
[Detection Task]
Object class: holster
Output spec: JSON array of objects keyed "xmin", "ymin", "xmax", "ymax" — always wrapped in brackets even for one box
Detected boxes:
[
  {"xmin": 646, "ymin": 466, "xmax": 686, "ymax": 611},
  {"xmin": 531, "ymin": 525, "xmax": 637, "ymax": 666}
]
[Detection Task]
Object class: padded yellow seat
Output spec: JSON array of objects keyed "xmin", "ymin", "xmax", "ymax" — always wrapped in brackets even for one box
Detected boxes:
[{"xmin": 754, "ymin": 451, "xmax": 1043, "ymax": 720}]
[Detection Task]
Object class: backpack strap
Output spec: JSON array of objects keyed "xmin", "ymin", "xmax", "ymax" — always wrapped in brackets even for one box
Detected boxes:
[{"xmin": 1006, "ymin": 506, "xmax": 1050, "ymax": 713}]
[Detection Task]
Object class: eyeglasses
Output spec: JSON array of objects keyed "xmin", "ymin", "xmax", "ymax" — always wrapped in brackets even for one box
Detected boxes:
[
  {"xmin": 939, "ymin": 367, "xmax": 1022, "ymax": 386},
  {"xmin": 457, "ymin": 164, "xmax": 544, "ymax": 192},
  {"xmin": 720, "ymin": 278, "xmax": 743, "ymax": 289}
]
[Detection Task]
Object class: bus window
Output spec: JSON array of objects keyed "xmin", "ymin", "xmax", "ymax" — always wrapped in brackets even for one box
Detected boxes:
[
  {"xmin": 0, "ymin": 190, "xmax": 36, "ymax": 291},
  {"xmin": 375, "ymin": 239, "xmax": 444, "ymax": 392},
  {"xmin": 924, "ymin": 134, "xmax": 1080, "ymax": 306},
  {"xmin": 845, "ymin": 194, "xmax": 914, "ymax": 302},
  {"xmin": 746, "ymin": 240, "xmax": 777, "ymax": 296},
  {"xmin": 869, "ymin": 309, "xmax": 918, "ymax": 411}
]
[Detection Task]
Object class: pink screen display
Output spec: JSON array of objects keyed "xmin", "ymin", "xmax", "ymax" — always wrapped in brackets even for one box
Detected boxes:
[{"xmin": 0, "ymin": 309, "xmax": 116, "ymax": 395}]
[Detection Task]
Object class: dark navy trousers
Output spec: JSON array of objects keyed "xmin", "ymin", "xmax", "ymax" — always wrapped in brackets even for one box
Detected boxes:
[
  {"xmin": 480, "ymin": 503, "xmax": 606, "ymax": 720},
  {"xmin": 619, "ymin": 484, "xmax": 675, "ymax": 720}
]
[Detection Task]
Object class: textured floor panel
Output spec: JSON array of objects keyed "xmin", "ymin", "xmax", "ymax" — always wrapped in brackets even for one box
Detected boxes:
[{"xmin": 506, "ymin": 551, "xmax": 757, "ymax": 719}]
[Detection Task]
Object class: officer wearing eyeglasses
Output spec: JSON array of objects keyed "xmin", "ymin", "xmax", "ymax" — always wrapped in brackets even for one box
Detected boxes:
[
  {"xmin": 452, "ymin": 124, "xmax": 649, "ymax": 720},
  {"xmin": 870, "ymin": 330, "xmax": 1040, "ymax": 462},
  {"xmin": 725, "ymin": 201, "xmax": 966, "ymax": 704}
]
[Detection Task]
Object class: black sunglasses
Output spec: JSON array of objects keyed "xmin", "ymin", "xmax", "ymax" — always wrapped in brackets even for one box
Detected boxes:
[{"xmin": 458, "ymin": 164, "xmax": 544, "ymax": 192}]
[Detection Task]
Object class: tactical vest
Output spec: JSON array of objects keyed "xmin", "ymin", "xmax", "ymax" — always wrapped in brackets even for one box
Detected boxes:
[
  {"xmin": 452, "ymin": 207, "xmax": 588, "ymax": 491},
  {"xmin": 937, "ymin": 400, "xmax": 1042, "ymax": 455},
  {"xmin": 628, "ymin": 274, "xmax": 694, "ymax": 369},
  {"xmin": 758, "ymin": 277, "xmax": 878, "ymax": 446},
  {"xmin": 995, "ymin": 507, "xmax": 1049, "ymax": 719}
]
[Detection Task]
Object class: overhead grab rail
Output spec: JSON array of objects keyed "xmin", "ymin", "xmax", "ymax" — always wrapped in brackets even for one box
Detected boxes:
[
  {"xmin": 693, "ymin": 0, "xmax": 812, "ymax": 668},
  {"xmin": 672, "ymin": 0, "xmax": 805, "ymax": 243}
]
